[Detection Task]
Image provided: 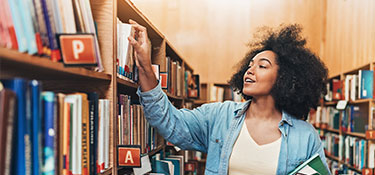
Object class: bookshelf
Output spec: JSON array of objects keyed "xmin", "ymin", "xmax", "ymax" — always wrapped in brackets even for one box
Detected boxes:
[
  {"xmin": 310, "ymin": 62, "xmax": 375, "ymax": 174},
  {"xmin": 0, "ymin": 0, "xmax": 200, "ymax": 175}
]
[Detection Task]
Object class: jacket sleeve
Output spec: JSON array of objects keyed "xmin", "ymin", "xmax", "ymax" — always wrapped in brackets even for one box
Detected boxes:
[
  {"xmin": 137, "ymin": 82, "xmax": 217, "ymax": 153},
  {"xmin": 311, "ymin": 130, "xmax": 331, "ymax": 174}
]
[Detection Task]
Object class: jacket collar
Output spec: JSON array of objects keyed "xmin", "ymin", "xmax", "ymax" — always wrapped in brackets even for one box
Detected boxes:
[{"xmin": 234, "ymin": 100, "xmax": 294, "ymax": 126}]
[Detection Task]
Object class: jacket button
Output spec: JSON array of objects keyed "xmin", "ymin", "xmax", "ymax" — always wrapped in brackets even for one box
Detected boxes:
[{"xmin": 216, "ymin": 139, "xmax": 219, "ymax": 143}]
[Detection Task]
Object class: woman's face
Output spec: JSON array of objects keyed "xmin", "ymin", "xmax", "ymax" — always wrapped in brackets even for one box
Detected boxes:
[{"xmin": 242, "ymin": 50, "xmax": 279, "ymax": 98}]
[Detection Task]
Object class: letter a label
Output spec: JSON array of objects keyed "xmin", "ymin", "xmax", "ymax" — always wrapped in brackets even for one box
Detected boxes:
[{"xmin": 118, "ymin": 146, "xmax": 141, "ymax": 167}]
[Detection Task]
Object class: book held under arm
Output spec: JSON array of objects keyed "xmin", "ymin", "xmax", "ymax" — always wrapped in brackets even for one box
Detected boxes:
[{"xmin": 288, "ymin": 153, "xmax": 330, "ymax": 175}]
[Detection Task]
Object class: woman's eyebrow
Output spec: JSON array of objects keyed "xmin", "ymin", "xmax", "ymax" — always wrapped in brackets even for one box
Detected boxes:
[{"xmin": 259, "ymin": 58, "xmax": 272, "ymax": 66}]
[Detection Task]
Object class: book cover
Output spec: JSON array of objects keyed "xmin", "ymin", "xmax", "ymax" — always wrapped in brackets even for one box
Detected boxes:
[
  {"xmin": 41, "ymin": 91, "xmax": 56, "ymax": 175},
  {"xmin": 18, "ymin": 0, "xmax": 38, "ymax": 55},
  {"xmin": 41, "ymin": 0, "xmax": 61, "ymax": 61},
  {"xmin": 87, "ymin": 92, "xmax": 98, "ymax": 175},
  {"xmin": 0, "ymin": 88, "xmax": 17, "ymax": 175},
  {"xmin": 7, "ymin": 0, "xmax": 28, "ymax": 52},
  {"xmin": 56, "ymin": 93, "xmax": 65, "ymax": 175},
  {"xmin": 30, "ymin": 80, "xmax": 42, "ymax": 175},
  {"xmin": 288, "ymin": 153, "xmax": 329, "ymax": 175},
  {"xmin": 359, "ymin": 70, "xmax": 374, "ymax": 99},
  {"xmin": 2, "ymin": 78, "xmax": 27, "ymax": 175}
]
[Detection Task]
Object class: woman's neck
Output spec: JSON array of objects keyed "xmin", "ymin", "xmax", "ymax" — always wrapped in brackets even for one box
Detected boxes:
[{"xmin": 247, "ymin": 95, "xmax": 282, "ymax": 121}]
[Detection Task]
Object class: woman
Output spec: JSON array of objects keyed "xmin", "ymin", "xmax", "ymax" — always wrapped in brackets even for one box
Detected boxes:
[{"xmin": 128, "ymin": 19, "xmax": 330, "ymax": 175}]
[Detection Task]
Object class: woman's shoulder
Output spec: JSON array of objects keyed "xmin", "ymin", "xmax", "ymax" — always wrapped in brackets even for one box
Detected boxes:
[{"xmin": 290, "ymin": 118, "xmax": 319, "ymax": 136}]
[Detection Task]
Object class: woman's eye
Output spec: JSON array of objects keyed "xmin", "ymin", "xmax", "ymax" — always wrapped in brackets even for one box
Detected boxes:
[{"xmin": 259, "ymin": 65, "xmax": 266, "ymax": 68}]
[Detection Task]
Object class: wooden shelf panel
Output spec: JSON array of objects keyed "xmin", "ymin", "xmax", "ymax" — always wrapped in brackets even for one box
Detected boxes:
[
  {"xmin": 117, "ymin": 77, "xmax": 138, "ymax": 89},
  {"xmin": 325, "ymin": 153, "xmax": 362, "ymax": 173},
  {"xmin": 100, "ymin": 167, "xmax": 113, "ymax": 175},
  {"xmin": 0, "ymin": 48, "xmax": 111, "ymax": 81},
  {"xmin": 147, "ymin": 144, "xmax": 165, "ymax": 156},
  {"xmin": 117, "ymin": 0, "xmax": 163, "ymax": 41},
  {"xmin": 343, "ymin": 131, "xmax": 366, "ymax": 139}
]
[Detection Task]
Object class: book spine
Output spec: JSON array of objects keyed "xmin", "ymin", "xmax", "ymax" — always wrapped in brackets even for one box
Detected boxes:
[
  {"xmin": 18, "ymin": 0, "xmax": 38, "ymax": 55},
  {"xmin": 40, "ymin": 0, "xmax": 61, "ymax": 61},
  {"xmin": 1, "ymin": 90, "xmax": 17, "ymax": 175},
  {"xmin": 81, "ymin": 95, "xmax": 89, "ymax": 175},
  {"xmin": 30, "ymin": 80, "xmax": 41, "ymax": 175},
  {"xmin": 7, "ymin": 0, "xmax": 27, "ymax": 52},
  {"xmin": 42, "ymin": 92, "xmax": 56, "ymax": 175},
  {"xmin": 87, "ymin": 93, "xmax": 98, "ymax": 175}
]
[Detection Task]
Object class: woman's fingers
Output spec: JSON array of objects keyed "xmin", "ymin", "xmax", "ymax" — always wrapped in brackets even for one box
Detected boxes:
[
  {"xmin": 129, "ymin": 19, "xmax": 147, "ymax": 43},
  {"xmin": 128, "ymin": 36, "xmax": 141, "ymax": 51}
]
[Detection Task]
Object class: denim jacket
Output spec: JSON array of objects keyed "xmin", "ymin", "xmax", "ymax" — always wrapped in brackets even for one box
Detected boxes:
[{"xmin": 137, "ymin": 83, "xmax": 330, "ymax": 175}]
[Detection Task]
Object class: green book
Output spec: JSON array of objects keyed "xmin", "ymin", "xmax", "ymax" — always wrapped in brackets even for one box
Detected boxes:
[{"xmin": 288, "ymin": 153, "xmax": 330, "ymax": 175}]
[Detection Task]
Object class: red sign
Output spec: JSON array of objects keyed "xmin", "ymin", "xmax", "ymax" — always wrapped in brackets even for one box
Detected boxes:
[
  {"xmin": 366, "ymin": 130, "xmax": 375, "ymax": 140},
  {"xmin": 185, "ymin": 163, "xmax": 196, "ymax": 172},
  {"xmin": 362, "ymin": 168, "xmax": 373, "ymax": 175},
  {"xmin": 118, "ymin": 146, "xmax": 141, "ymax": 167},
  {"xmin": 59, "ymin": 34, "xmax": 97, "ymax": 65}
]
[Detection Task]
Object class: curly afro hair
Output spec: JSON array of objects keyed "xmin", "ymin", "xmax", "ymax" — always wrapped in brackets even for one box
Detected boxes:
[{"xmin": 229, "ymin": 24, "xmax": 328, "ymax": 120}]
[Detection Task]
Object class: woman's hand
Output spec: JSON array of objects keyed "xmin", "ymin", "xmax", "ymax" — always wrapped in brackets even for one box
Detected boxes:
[
  {"xmin": 127, "ymin": 19, "xmax": 158, "ymax": 91},
  {"xmin": 128, "ymin": 19, "xmax": 152, "ymax": 71}
]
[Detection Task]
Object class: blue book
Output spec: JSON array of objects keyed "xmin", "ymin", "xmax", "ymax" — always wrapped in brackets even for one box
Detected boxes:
[
  {"xmin": 17, "ymin": 0, "xmax": 38, "ymax": 54},
  {"xmin": 40, "ymin": 0, "xmax": 60, "ymax": 61},
  {"xmin": 154, "ymin": 160, "xmax": 171, "ymax": 175},
  {"xmin": 164, "ymin": 158, "xmax": 180, "ymax": 175},
  {"xmin": 41, "ymin": 92, "xmax": 56, "ymax": 175},
  {"xmin": 359, "ymin": 70, "xmax": 374, "ymax": 99},
  {"xmin": 7, "ymin": 0, "xmax": 28, "ymax": 52},
  {"xmin": 30, "ymin": 80, "xmax": 42, "ymax": 175},
  {"xmin": 2, "ymin": 78, "xmax": 27, "ymax": 175}
]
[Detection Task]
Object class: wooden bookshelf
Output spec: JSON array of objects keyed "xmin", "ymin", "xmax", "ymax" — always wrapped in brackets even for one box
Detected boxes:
[
  {"xmin": 316, "ymin": 61, "xmax": 375, "ymax": 173},
  {"xmin": 0, "ymin": 0, "xmax": 205, "ymax": 174},
  {"xmin": 0, "ymin": 48, "xmax": 112, "ymax": 81},
  {"xmin": 325, "ymin": 154, "xmax": 362, "ymax": 173},
  {"xmin": 343, "ymin": 131, "xmax": 366, "ymax": 139},
  {"xmin": 100, "ymin": 168, "xmax": 113, "ymax": 175}
]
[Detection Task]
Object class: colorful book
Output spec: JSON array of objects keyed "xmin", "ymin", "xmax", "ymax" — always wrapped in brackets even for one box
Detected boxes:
[
  {"xmin": 7, "ymin": 0, "xmax": 28, "ymax": 52},
  {"xmin": 0, "ymin": 87, "xmax": 17, "ymax": 175},
  {"xmin": 30, "ymin": 80, "xmax": 42, "ymax": 175},
  {"xmin": 18, "ymin": 0, "xmax": 38, "ymax": 54},
  {"xmin": 41, "ymin": 92, "xmax": 56, "ymax": 175},
  {"xmin": 2, "ymin": 78, "xmax": 27, "ymax": 175},
  {"xmin": 87, "ymin": 92, "xmax": 98, "ymax": 175},
  {"xmin": 358, "ymin": 70, "xmax": 374, "ymax": 99},
  {"xmin": 288, "ymin": 153, "xmax": 329, "ymax": 175}
]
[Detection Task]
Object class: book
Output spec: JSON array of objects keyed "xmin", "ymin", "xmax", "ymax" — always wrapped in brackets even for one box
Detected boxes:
[
  {"xmin": 30, "ymin": 80, "xmax": 42, "ymax": 175},
  {"xmin": 2, "ymin": 78, "xmax": 28, "ymax": 175},
  {"xmin": 288, "ymin": 153, "xmax": 329, "ymax": 175},
  {"xmin": 41, "ymin": 92, "xmax": 56, "ymax": 175},
  {"xmin": 0, "ymin": 87, "xmax": 17, "ymax": 175}
]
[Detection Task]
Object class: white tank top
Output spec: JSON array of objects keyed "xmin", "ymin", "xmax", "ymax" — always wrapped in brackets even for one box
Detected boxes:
[{"xmin": 228, "ymin": 122, "xmax": 281, "ymax": 175}]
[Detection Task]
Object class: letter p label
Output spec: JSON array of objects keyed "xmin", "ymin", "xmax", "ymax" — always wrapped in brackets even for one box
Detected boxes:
[{"xmin": 72, "ymin": 40, "xmax": 84, "ymax": 59}]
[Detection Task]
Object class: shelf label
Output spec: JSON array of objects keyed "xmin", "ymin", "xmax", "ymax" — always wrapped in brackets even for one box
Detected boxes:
[
  {"xmin": 362, "ymin": 168, "xmax": 373, "ymax": 175},
  {"xmin": 185, "ymin": 162, "xmax": 196, "ymax": 172},
  {"xmin": 117, "ymin": 145, "xmax": 141, "ymax": 167},
  {"xmin": 366, "ymin": 130, "xmax": 375, "ymax": 140},
  {"xmin": 57, "ymin": 34, "xmax": 98, "ymax": 66}
]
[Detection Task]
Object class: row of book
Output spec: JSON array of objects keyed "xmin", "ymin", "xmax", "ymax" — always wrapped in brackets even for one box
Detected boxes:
[
  {"xmin": 0, "ymin": 0, "xmax": 103, "ymax": 70},
  {"xmin": 322, "ymin": 132, "xmax": 369, "ymax": 170},
  {"xmin": 0, "ymin": 78, "xmax": 110, "ymax": 175},
  {"xmin": 325, "ymin": 70, "xmax": 374, "ymax": 102},
  {"xmin": 117, "ymin": 94, "xmax": 161, "ymax": 153},
  {"xmin": 328, "ymin": 159, "xmax": 362, "ymax": 175},
  {"xmin": 308, "ymin": 105, "xmax": 369, "ymax": 134},
  {"xmin": 151, "ymin": 153, "xmax": 185, "ymax": 175}
]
